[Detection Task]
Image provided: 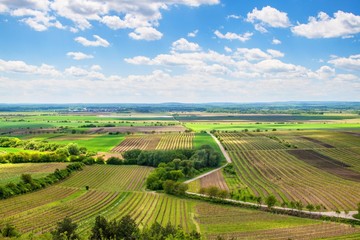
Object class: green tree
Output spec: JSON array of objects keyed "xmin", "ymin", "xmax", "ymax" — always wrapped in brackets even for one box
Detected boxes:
[
  {"xmin": 207, "ymin": 186, "xmax": 220, "ymax": 198},
  {"xmin": 55, "ymin": 147, "xmax": 70, "ymax": 158},
  {"xmin": 168, "ymin": 170, "xmax": 184, "ymax": 181},
  {"xmin": 67, "ymin": 144, "xmax": 80, "ymax": 156},
  {"xmin": 21, "ymin": 174, "xmax": 34, "ymax": 185},
  {"xmin": 265, "ymin": 195, "xmax": 277, "ymax": 209},
  {"xmin": 306, "ymin": 204, "xmax": 315, "ymax": 212},
  {"xmin": 218, "ymin": 190, "xmax": 229, "ymax": 199},
  {"xmin": 163, "ymin": 180, "xmax": 176, "ymax": 194},
  {"xmin": 90, "ymin": 215, "xmax": 109, "ymax": 240},
  {"xmin": 295, "ymin": 201, "xmax": 303, "ymax": 211},
  {"xmin": 117, "ymin": 215, "xmax": 140, "ymax": 240},
  {"xmin": 256, "ymin": 196, "xmax": 262, "ymax": 206},
  {"xmin": 51, "ymin": 216, "xmax": 79, "ymax": 240},
  {"xmin": 1, "ymin": 223, "xmax": 19, "ymax": 238}
]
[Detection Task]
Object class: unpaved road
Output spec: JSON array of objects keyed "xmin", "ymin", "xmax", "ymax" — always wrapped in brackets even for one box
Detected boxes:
[
  {"xmin": 209, "ymin": 132, "xmax": 232, "ymax": 163},
  {"xmin": 187, "ymin": 192, "xmax": 359, "ymax": 221}
]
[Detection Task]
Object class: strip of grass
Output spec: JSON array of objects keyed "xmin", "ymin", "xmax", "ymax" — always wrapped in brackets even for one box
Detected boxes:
[{"xmin": 46, "ymin": 134, "xmax": 125, "ymax": 152}]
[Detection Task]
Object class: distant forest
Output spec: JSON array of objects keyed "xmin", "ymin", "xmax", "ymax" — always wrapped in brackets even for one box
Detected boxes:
[{"xmin": 0, "ymin": 102, "xmax": 360, "ymax": 114}]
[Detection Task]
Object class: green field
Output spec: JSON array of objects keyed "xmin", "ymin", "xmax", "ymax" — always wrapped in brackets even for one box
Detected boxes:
[
  {"xmin": 185, "ymin": 122, "xmax": 360, "ymax": 132},
  {"xmin": 45, "ymin": 134, "xmax": 126, "ymax": 152},
  {"xmin": 1, "ymin": 164, "xmax": 359, "ymax": 239},
  {"xmin": 211, "ymin": 130, "xmax": 360, "ymax": 211},
  {"xmin": 2, "ymin": 111, "xmax": 360, "ymax": 239}
]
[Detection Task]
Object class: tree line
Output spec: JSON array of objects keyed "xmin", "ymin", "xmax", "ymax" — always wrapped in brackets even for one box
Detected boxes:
[
  {"xmin": 1, "ymin": 215, "xmax": 202, "ymax": 240},
  {"xmin": 0, "ymin": 162, "xmax": 84, "ymax": 199}
]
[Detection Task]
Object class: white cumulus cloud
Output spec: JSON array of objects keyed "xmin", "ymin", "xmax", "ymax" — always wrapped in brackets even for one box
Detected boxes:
[
  {"xmin": 75, "ymin": 35, "xmax": 110, "ymax": 47},
  {"xmin": 0, "ymin": 59, "xmax": 60, "ymax": 76},
  {"xmin": 67, "ymin": 52, "xmax": 94, "ymax": 60},
  {"xmin": 129, "ymin": 27, "xmax": 163, "ymax": 41},
  {"xmin": 187, "ymin": 29, "xmax": 198, "ymax": 37},
  {"xmin": 0, "ymin": 0, "xmax": 219, "ymax": 41},
  {"xmin": 272, "ymin": 38, "xmax": 282, "ymax": 45},
  {"xmin": 292, "ymin": 11, "xmax": 360, "ymax": 39},
  {"xmin": 171, "ymin": 38, "xmax": 201, "ymax": 52},
  {"xmin": 214, "ymin": 30, "xmax": 253, "ymax": 42},
  {"xmin": 328, "ymin": 54, "xmax": 360, "ymax": 70},
  {"xmin": 247, "ymin": 6, "xmax": 291, "ymax": 32}
]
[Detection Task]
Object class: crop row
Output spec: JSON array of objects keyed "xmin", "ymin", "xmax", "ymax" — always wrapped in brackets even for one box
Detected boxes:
[
  {"xmin": 207, "ymin": 223, "xmax": 360, "ymax": 240},
  {"xmin": 199, "ymin": 170, "xmax": 229, "ymax": 191},
  {"xmin": 111, "ymin": 133, "xmax": 194, "ymax": 152},
  {"xmin": 111, "ymin": 135, "xmax": 161, "ymax": 152},
  {"xmin": 196, "ymin": 202, "xmax": 360, "ymax": 239},
  {"xmin": 59, "ymin": 165, "xmax": 152, "ymax": 192},
  {"xmin": 217, "ymin": 133, "xmax": 286, "ymax": 151},
  {"xmin": 103, "ymin": 192, "xmax": 196, "ymax": 232},
  {"xmin": 229, "ymin": 149, "xmax": 360, "ymax": 210},
  {"xmin": 4, "ymin": 190, "xmax": 120, "ymax": 234},
  {"xmin": 317, "ymin": 148, "xmax": 360, "ymax": 173},
  {"xmin": 0, "ymin": 186, "xmax": 78, "ymax": 218},
  {"xmin": 156, "ymin": 133, "xmax": 194, "ymax": 150}
]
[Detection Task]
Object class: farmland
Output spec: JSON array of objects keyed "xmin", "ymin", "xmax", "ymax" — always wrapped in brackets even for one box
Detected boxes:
[
  {"xmin": 212, "ymin": 131, "xmax": 360, "ymax": 210},
  {"xmin": 0, "ymin": 112, "xmax": 181, "ymax": 136},
  {"xmin": 59, "ymin": 165, "xmax": 152, "ymax": 192},
  {"xmin": 1, "ymin": 109, "xmax": 360, "ymax": 239},
  {"xmin": 187, "ymin": 168, "xmax": 229, "ymax": 193},
  {"xmin": 185, "ymin": 121, "xmax": 360, "ymax": 132},
  {"xmin": 111, "ymin": 133, "xmax": 194, "ymax": 152},
  {"xmin": 196, "ymin": 203, "xmax": 360, "ymax": 240},
  {"xmin": 2, "ymin": 163, "xmax": 360, "ymax": 239}
]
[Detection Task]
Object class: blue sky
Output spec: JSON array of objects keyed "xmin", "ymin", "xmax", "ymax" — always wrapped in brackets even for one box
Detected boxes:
[{"xmin": 0, "ymin": 0, "xmax": 359, "ymax": 103}]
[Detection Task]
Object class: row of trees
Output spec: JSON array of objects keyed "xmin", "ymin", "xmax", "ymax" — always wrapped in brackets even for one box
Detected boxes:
[
  {"xmin": 0, "ymin": 137, "xmax": 81, "ymax": 153},
  {"xmin": 0, "ymin": 163, "xmax": 84, "ymax": 199},
  {"xmin": 49, "ymin": 215, "xmax": 201, "ymax": 240},
  {"xmin": 0, "ymin": 151, "xmax": 97, "ymax": 165}
]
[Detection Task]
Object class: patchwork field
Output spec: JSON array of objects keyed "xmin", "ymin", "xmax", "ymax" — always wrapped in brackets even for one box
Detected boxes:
[
  {"xmin": 1, "ymin": 154, "xmax": 360, "ymax": 239},
  {"xmin": 185, "ymin": 122, "xmax": 360, "ymax": 132},
  {"xmin": 111, "ymin": 134, "xmax": 161, "ymax": 152},
  {"xmin": 2, "ymin": 111, "xmax": 360, "ymax": 239},
  {"xmin": 111, "ymin": 133, "xmax": 194, "ymax": 152},
  {"xmin": 196, "ymin": 203, "xmax": 360, "ymax": 240},
  {"xmin": 214, "ymin": 131, "xmax": 360, "ymax": 211}
]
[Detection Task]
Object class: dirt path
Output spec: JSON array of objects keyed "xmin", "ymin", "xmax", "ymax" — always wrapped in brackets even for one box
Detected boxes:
[
  {"xmin": 186, "ymin": 192, "xmax": 359, "ymax": 221},
  {"xmin": 209, "ymin": 132, "xmax": 232, "ymax": 163},
  {"xmin": 184, "ymin": 132, "xmax": 231, "ymax": 184}
]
